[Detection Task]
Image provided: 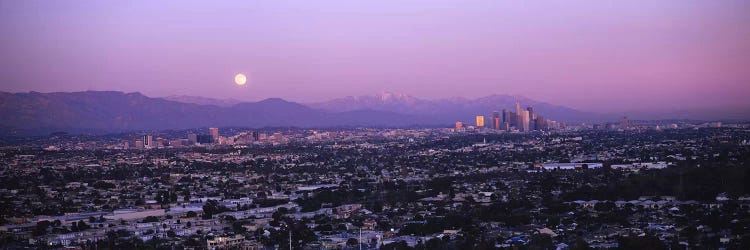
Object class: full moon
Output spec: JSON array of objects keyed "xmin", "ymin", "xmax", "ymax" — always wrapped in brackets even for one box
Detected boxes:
[{"xmin": 234, "ymin": 73, "xmax": 247, "ymax": 85}]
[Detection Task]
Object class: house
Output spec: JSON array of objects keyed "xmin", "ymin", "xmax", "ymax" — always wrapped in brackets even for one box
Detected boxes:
[{"xmin": 206, "ymin": 234, "xmax": 245, "ymax": 249}]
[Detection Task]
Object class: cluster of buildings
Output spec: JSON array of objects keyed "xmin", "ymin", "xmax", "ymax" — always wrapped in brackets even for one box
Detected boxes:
[
  {"xmin": 127, "ymin": 127, "xmax": 290, "ymax": 149},
  {"xmin": 457, "ymin": 102, "xmax": 562, "ymax": 132}
]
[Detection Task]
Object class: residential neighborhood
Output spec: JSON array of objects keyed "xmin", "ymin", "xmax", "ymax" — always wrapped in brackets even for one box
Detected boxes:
[{"xmin": 1, "ymin": 124, "xmax": 749, "ymax": 249}]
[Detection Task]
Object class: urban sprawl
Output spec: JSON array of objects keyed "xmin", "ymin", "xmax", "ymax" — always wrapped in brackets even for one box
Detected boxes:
[{"xmin": 0, "ymin": 107, "xmax": 748, "ymax": 249}]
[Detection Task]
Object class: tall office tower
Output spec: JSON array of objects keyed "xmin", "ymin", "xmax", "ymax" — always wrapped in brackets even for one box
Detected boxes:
[
  {"xmin": 252, "ymin": 131, "xmax": 260, "ymax": 141},
  {"xmin": 209, "ymin": 127, "xmax": 219, "ymax": 143},
  {"xmin": 518, "ymin": 110, "xmax": 530, "ymax": 132},
  {"xmin": 455, "ymin": 122, "xmax": 464, "ymax": 130},
  {"xmin": 620, "ymin": 116, "xmax": 629, "ymax": 129},
  {"xmin": 509, "ymin": 111, "xmax": 517, "ymax": 128},
  {"xmin": 527, "ymin": 107, "xmax": 536, "ymax": 130},
  {"xmin": 475, "ymin": 116, "xmax": 485, "ymax": 128},
  {"xmin": 535, "ymin": 115, "xmax": 546, "ymax": 130},
  {"xmin": 502, "ymin": 109, "xmax": 511, "ymax": 130},
  {"xmin": 143, "ymin": 135, "xmax": 153, "ymax": 148},
  {"xmin": 492, "ymin": 111, "xmax": 500, "ymax": 130},
  {"xmin": 196, "ymin": 134, "xmax": 214, "ymax": 144},
  {"xmin": 527, "ymin": 107, "xmax": 536, "ymax": 120},
  {"xmin": 515, "ymin": 102, "xmax": 522, "ymax": 127},
  {"xmin": 188, "ymin": 133, "xmax": 197, "ymax": 144}
]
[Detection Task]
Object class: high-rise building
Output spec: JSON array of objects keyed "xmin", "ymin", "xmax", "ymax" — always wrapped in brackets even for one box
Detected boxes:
[
  {"xmin": 620, "ymin": 116, "xmax": 629, "ymax": 129},
  {"xmin": 252, "ymin": 131, "xmax": 260, "ymax": 141},
  {"xmin": 196, "ymin": 134, "xmax": 214, "ymax": 144},
  {"xmin": 502, "ymin": 109, "xmax": 511, "ymax": 130},
  {"xmin": 188, "ymin": 133, "xmax": 197, "ymax": 145},
  {"xmin": 209, "ymin": 128, "xmax": 219, "ymax": 143},
  {"xmin": 527, "ymin": 107, "xmax": 536, "ymax": 130},
  {"xmin": 475, "ymin": 116, "xmax": 485, "ymax": 128},
  {"xmin": 518, "ymin": 110, "xmax": 530, "ymax": 132},
  {"xmin": 492, "ymin": 111, "xmax": 500, "ymax": 130},
  {"xmin": 535, "ymin": 115, "xmax": 546, "ymax": 130},
  {"xmin": 143, "ymin": 135, "xmax": 153, "ymax": 148},
  {"xmin": 455, "ymin": 122, "xmax": 464, "ymax": 130},
  {"xmin": 514, "ymin": 102, "xmax": 522, "ymax": 129},
  {"xmin": 527, "ymin": 107, "xmax": 536, "ymax": 120}
]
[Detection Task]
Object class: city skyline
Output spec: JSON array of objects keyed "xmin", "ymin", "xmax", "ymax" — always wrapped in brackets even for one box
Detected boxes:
[
  {"xmin": 0, "ymin": 89, "xmax": 744, "ymax": 138},
  {"xmin": 2, "ymin": 89, "xmax": 749, "ymax": 121},
  {"xmin": 1, "ymin": 1, "xmax": 749, "ymax": 114},
  {"xmin": 2, "ymin": 2, "xmax": 750, "ymax": 249}
]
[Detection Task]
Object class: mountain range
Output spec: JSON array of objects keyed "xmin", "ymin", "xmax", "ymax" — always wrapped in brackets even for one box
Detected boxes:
[{"xmin": 0, "ymin": 90, "xmax": 676, "ymax": 136}]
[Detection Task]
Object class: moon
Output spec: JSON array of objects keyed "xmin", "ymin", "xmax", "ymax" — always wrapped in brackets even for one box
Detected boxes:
[{"xmin": 234, "ymin": 73, "xmax": 247, "ymax": 85}]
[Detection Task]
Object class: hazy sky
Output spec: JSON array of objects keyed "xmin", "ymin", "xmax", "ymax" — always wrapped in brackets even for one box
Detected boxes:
[{"xmin": 1, "ymin": 1, "xmax": 749, "ymax": 112}]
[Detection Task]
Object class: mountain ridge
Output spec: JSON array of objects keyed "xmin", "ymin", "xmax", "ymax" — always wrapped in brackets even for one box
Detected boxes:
[
  {"xmin": 0, "ymin": 91, "xmax": 439, "ymax": 136},
  {"xmin": 163, "ymin": 95, "xmax": 242, "ymax": 107},
  {"xmin": 10, "ymin": 90, "xmax": 743, "ymax": 136}
]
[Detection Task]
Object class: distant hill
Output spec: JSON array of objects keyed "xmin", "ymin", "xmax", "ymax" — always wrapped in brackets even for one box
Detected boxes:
[
  {"xmin": 163, "ymin": 95, "xmax": 242, "ymax": 107},
  {"xmin": 0, "ymin": 91, "xmax": 434, "ymax": 136}
]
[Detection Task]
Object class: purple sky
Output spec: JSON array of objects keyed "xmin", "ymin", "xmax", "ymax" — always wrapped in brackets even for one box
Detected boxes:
[{"xmin": 1, "ymin": 1, "xmax": 749, "ymax": 113}]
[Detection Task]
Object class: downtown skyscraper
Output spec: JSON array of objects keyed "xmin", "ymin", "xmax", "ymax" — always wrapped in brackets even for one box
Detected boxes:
[{"xmin": 492, "ymin": 111, "xmax": 501, "ymax": 130}]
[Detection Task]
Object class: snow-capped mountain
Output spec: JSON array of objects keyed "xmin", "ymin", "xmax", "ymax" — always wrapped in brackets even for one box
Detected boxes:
[{"xmin": 309, "ymin": 92, "xmax": 609, "ymax": 123}]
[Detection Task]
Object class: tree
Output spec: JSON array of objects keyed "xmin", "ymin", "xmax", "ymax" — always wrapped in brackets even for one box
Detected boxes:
[
  {"xmin": 202, "ymin": 200, "xmax": 226, "ymax": 219},
  {"xmin": 570, "ymin": 237, "xmax": 590, "ymax": 250},
  {"xmin": 425, "ymin": 238, "xmax": 446, "ymax": 249},
  {"xmin": 33, "ymin": 220, "xmax": 51, "ymax": 236},
  {"xmin": 71, "ymin": 220, "xmax": 90, "ymax": 232},
  {"xmin": 142, "ymin": 216, "xmax": 159, "ymax": 223},
  {"xmin": 594, "ymin": 201, "xmax": 614, "ymax": 212},
  {"xmin": 232, "ymin": 221, "xmax": 246, "ymax": 234},
  {"xmin": 527, "ymin": 234, "xmax": 554, "ymax": 250},
  {"xmin": 618, "ymin": 236, "xmax": 666, "ymax": 250},
  {"xmin": 346, "ymin": 238, "xmax": 359, "ymax": 247},
  {"xmin": 380, "ymin": 240, "xmax": 411, "ymax": 250}
]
